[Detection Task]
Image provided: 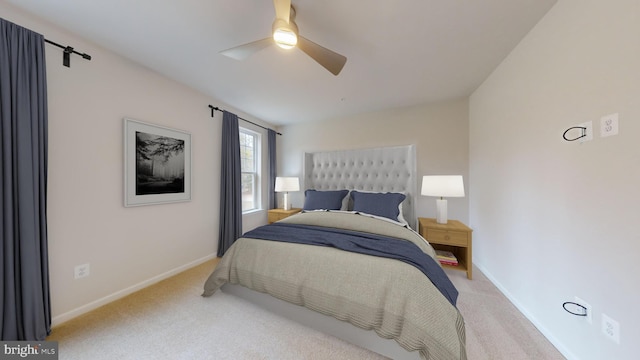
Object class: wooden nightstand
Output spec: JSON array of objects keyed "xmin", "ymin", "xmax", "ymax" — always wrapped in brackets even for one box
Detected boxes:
[
  {"xmin": 267, "ymin": 208, "xmax": 302, "ymax": 224},
  {"xmin": 418, "ymin": 217, "xmax": 473, "ymax": 280}
]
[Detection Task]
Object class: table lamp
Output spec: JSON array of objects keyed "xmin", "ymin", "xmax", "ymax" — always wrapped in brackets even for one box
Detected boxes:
[
  {"xmin": 421, "ymin": 175, "xmax": 465, "ymax": 224},
  {"xmin": 275, "ymin": 177, "xmax": 300, "ymax": 210}
]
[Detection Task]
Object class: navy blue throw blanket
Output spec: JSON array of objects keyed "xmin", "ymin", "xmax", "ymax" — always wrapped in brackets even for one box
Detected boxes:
[{"xmin": 242, "ymin": 223, "xmax": 458, "ymax": 306}]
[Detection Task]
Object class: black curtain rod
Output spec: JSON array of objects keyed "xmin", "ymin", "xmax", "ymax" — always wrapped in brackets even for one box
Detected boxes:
[
  {"xmin": 208, "ymin": 105, "xmax": 282, "ymax": 135},
  {"xmin": 44, "ymin": 38, "xmax": 91, "ymax": 68}
]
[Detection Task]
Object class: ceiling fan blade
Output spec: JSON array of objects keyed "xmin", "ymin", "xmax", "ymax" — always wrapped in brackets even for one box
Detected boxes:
[
  {"xmin": 220, "ymin": 38, "xmax": 273, "ymax": 60},
  {"xmin": 297, "ymin": 35, "xmax": 347, "ymax": 76},
  {"xmin": 273, "ymin": 0, "xmax": 291, "ymax": 21}
]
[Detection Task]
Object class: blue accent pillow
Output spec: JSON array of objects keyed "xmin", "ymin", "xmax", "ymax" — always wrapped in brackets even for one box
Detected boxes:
[
  {"xmin": 350, "ymin": 191, "xmax": 406, "ymax": 222},
  {"xmin": 303, "ymin": 189, "xmax": 349, "ymax": 211}
]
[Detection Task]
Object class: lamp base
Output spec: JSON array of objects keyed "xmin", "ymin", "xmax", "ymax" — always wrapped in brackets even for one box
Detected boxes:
[
  {"xmin": 436, "ymin": 199, "xmax": 448, "ymax": 224},
  {"xmin": 283, "ymin": 192, "xmax": 291, "ymax": 211}
]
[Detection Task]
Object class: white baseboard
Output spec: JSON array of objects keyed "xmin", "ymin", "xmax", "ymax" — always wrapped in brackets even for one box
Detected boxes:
[
  {"xmin": 51, "ymin": 253, "xmax": 216, "ymax": 327},
  {"xmin": 474, "ymin": 262, "xmax": 577, "ymax": 360}
]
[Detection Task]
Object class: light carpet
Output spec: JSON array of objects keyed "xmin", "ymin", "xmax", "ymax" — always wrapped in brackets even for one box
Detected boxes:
[
  {"xmin": 47, "ymin": 259, "xmax": 565, "ymax": 359},
  {"xmin": 449, "ymin": 268, "xmax": 565, "ymax": 360}
]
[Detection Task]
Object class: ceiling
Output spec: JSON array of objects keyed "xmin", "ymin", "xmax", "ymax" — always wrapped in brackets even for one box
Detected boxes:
[{"xmin": 6, "ymin": 0, "xmax": 557, "ymax": 126}]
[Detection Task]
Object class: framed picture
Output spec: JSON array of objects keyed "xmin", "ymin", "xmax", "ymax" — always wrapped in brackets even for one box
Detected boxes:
[{"xmin": 124, "ymin": 118, "xmax": 191, "ymax": 207}]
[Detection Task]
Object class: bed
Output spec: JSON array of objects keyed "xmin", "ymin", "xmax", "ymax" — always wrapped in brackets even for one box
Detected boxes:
[{"xmin": 203, "ymin": 145, "xmax": 467, "ymax": 360}]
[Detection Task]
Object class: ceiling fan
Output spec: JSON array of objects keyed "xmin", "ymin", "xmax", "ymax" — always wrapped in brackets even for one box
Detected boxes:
[{"xmin": 220, "ymin": 0, "xmax": 347, "ymax": 76}]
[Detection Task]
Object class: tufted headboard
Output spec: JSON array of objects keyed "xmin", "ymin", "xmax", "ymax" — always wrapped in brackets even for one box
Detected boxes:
[{"xmin": 303, "ymin": 145, "xmax": 418, "ymax": 229}]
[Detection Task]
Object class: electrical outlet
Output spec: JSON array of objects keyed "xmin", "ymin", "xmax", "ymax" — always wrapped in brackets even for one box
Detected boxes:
[
  {"xmin": 600, "ymin": 113, "xmax": 619, "ymax": 137},
  {"xmin": 602, "ymin": 313, "xmax": 620, "ymax": 344},
  {"xmin": 574, "ymin": 297, "xmax": 592, "ymax": 323},
  {"xmin": 74, "ymin": 263, "xmax": 90, "ymax": 279}
]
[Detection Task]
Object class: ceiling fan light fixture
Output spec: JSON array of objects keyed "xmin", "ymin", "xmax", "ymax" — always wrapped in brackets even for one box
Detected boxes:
[
  {"xmin": 221, "ymin": 2, "xmax": 346, "ymax": 75},
  {"xmin": 272, "ymin": 18, "xmax": 298, "ymax": 49},
  {"xmin": 273, "ymin": 29, "xmax": 297, "ymax": 49}
]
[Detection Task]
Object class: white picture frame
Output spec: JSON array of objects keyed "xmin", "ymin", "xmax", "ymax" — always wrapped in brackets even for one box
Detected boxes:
[{"xmin": 124, "ymin": 118, "xmax": 191, "ymax": 207}]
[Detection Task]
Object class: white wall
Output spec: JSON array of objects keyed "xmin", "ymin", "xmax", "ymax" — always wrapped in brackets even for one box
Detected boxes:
[
  {"xmin": 1, "ymin": 3, "xmax": 272, "ymax": 326},
  {"xmin": 277, "ymin": 99, "xmax": 469, "ymax": 225},
  {"xmin": 469, "ymin": 1, "xmax": 640, "ymax": 359}
]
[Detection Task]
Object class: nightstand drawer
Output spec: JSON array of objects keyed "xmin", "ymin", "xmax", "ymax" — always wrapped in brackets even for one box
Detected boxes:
[
  {"xmin": 427, "ymin": 229, "xmax": 468, "ymax": 246},
  {"xmin": 267, "ymin": 208, "xmax": 301, "ymax": 224},
  {"xmin": 267, "ymin": 213, "xmax": 278, "ymax": 223},
  {"xmin": 268, "ymin": 212, "xmax": 287, "ymax": 223}
]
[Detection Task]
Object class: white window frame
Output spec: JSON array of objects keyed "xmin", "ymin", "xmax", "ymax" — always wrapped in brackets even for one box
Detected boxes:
[{"xmin": 239, "ymin": 127, "xmax": 261, "ymax": 213}]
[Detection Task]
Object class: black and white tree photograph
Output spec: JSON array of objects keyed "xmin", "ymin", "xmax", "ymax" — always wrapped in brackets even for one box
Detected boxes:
[
  {"xmin": 135, "ymin": 131, "xmax": 185, "ymax": 195},
  {"xmin": 124, "ymin": 119, "xmax": 191, "ymax": 207}
]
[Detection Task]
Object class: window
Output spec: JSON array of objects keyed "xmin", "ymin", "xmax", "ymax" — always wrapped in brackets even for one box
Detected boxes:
[{"xmin": 239, "ymin": 128, "xmax": 260, "ymax": 212}]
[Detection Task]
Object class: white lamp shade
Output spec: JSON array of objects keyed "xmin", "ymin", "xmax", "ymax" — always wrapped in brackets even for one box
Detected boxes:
[
  {"xmin": 421, "ymin": 175, "xmax": 465, "ymax": 198},
  {"xmin": 274, "ymin": 177, "xmax": 300, "ymax": 192}
]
